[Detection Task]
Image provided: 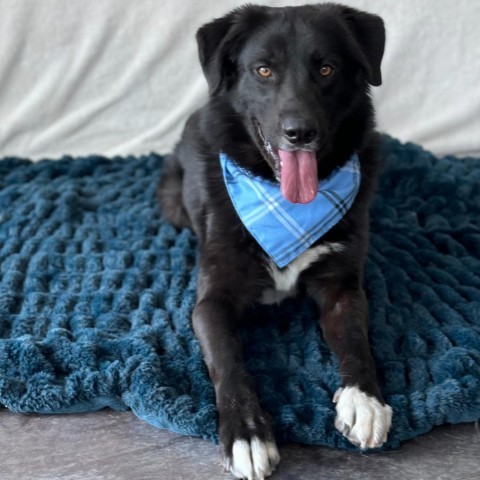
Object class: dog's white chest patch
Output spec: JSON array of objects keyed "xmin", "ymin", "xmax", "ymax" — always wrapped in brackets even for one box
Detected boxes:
[{"xmin": 261, "ymin": 242, "xmax": 344, "ymax": 304}]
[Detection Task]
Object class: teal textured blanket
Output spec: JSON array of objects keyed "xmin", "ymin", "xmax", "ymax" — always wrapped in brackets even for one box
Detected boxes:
[{"xmin": 0, "ymin": 136, "xmax": 479, "ymax": 450}]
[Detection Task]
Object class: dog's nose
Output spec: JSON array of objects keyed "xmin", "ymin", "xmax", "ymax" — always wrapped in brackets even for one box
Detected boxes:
[{"xmin": 282, "ymin": 118, "xmax": 318, "ymax": 145}]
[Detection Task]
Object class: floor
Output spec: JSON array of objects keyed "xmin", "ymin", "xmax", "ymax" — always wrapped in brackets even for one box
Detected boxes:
[{"xmin": 1, "ymin": 409, "xmax": 478, "ymax": 480}]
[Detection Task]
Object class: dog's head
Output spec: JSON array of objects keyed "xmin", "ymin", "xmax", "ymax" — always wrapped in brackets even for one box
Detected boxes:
[{"xmin": 197, "ymin": 4, "xmax": 385, "ymax": 203}]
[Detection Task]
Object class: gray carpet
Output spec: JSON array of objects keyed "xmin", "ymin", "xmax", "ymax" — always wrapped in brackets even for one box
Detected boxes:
[{"xmin": 1, "ymin": 409, "xmax": 478, "ymax": 480}]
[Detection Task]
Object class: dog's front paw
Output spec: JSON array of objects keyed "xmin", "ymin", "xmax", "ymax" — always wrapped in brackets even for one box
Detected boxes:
[
  {"xmin": 224, "ymin": 437, "xmax": 280, "ymax": 480},
  {"xmin": 219, "ymin": 404, "xmax": 280, "ymax": 480},
  {"xmin": 333, "ymin": 385, "xmax": 392, "ymax": 449}
]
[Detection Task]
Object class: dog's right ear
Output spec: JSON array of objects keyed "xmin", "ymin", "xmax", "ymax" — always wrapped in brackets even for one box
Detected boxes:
[
  {"xmin": 196, "ymin": 14, "xmax": 234, "ymax": 95},
  {"xmin": 196, "ymin": 5, "xmax": 268, "ymax": 96}
]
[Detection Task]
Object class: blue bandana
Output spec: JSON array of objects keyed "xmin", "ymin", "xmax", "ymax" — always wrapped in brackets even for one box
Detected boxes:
[{"xmin": 220, "ymin": 153, "xmax": 361, "ymax": 268}]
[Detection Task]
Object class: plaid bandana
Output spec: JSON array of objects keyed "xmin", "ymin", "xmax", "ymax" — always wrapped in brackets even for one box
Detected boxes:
[{"xmin": 220, "ymin": 152, "xmax": 361, "ymax": 268}]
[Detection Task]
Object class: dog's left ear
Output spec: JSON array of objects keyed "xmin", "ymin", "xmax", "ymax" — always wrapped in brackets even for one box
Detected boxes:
[{"xmin": 339, "ymin": 7, "xmax": 386, "ymax": 86}]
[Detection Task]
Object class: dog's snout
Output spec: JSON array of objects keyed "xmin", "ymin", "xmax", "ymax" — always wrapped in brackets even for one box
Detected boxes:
[{"xmin": 281, "ymin": 117, "xmax": 318, "ymax": 146}]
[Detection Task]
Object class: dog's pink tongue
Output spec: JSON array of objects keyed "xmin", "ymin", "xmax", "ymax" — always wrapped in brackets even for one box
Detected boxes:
[{"xmin": 279, "ymin": 150, "xmax": 318, "ymax": 204}]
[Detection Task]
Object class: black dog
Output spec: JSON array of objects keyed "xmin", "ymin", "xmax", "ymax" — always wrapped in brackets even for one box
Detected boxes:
[{"xmin": 158, "ymin": 4, "xmax": 391, "ymax": 479}]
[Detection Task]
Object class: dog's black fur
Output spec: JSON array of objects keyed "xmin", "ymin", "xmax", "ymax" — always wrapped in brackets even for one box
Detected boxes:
[{"xmin": 159, "ymin": 3, "xmax": 387, "ymax": 477}]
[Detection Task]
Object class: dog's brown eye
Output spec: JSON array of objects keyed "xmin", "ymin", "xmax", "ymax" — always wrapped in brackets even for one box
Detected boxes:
[
  {"xmin": 256, "ymin": 66, "xmax": 272, "ymax": 78},
  {"xmin": 320, "ymin": 65, "xmax": 333, "ymax": 77}
]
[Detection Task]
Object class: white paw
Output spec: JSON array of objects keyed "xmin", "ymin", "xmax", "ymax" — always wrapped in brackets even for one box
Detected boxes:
[
  {"xmin": 225, "ymin": 437, "xmax": 280, "ymax": 480},
  {"xmin": 333, "ymin": 385, "xmax": 392, "ymax": 449}
]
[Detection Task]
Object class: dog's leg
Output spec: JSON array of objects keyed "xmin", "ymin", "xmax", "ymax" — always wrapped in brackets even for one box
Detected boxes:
[
  {"xmin": 157, "ymin": 154, "xmax": 192, "ymax": 230},
  {"xmin": 193, "ymin": 269, "xmax": 280, "ymax": 480},
  {"xmin": 309, "ymin": 281, "xmax": 392, "ymax": 449}
]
